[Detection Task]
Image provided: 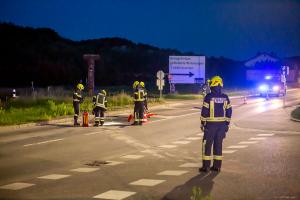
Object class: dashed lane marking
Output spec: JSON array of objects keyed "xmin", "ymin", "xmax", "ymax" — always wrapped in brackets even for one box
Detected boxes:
[
  {"xmin": 84, "ymin": 132, "xmax": 100, "ymax": 136},
  {"xmin": 172, "ymin": 141, "xmax": 191, "ymax": 145},
  {"xmin": 179, "ymin": 163, "xmax": 200, "ymax": 168},
  {"xmin": 0, "ymin": 182, "xmax": 35, "ymax": 190},
  {"xmin": 104, "ymin": 121, "xmax": 124, "ymax": 126},
  {"xmin": 120, "ymin": 155, "xmax": 144, "ymax": 159},
  {"xmin": 186, "ymin": 137, "xmax": 202, "ymax": 140},
  {"xmin": 257, "ymin": 134, "xmax": 274, "ymax": 137},
  {"xmin": 70, "ymin": 168, "xmax": 99, "ymax": 173},
  {"xmin": 249, "ymin": 137, "xmax": 267, "ymax": 140},
  {"xmin": 223, "ymin": 150, "xmax": 237, "ymax": 154},
  {"xmin": 93, "ymin": 190, "xmax": 136, "ymax": 199},
  {"xmin": 157, "ymin": 170, "xmax": 188, "ymax": 176},
  {"xmin": 23, "ymin": 138, "xmax": 64, "ymax": 147},
  {"xmin": 105, "ymin": 161, "xmax": 124, "ymax": 166},
  {"xmin": 227, "ymin": 145, "xmax": 248, "ymax": 149},
  {"xmin": 196, "ymin": 133, "xmax": 204, "ymax": 136},
  {"xmin": 238, "ymin": 141, "xmax": 258, "ymax": 144},
  {"xmin": 158, "ymin": 145, "xmax": 177, "ymax": 149},
  {"xmin": 129, "ymin": 179, "xmax": 166, "ymax": 186},
  {"xmin": 38, "ymin": 174, "xmax": 70, "ymax": 180}
]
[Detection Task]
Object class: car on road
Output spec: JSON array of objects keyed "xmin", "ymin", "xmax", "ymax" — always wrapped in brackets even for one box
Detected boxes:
[{"xmin": 258, "ymin": 81, "xmax": 286, "ymax": 97}]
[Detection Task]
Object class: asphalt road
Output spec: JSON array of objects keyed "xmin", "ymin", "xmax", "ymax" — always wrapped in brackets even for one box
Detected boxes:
[{"xmin": 0, "ymin": 89, "xmax": 300, "ymax": 200}]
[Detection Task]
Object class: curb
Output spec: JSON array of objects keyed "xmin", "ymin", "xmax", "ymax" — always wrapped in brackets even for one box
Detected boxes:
[{"xmin": 290, "ymin": 117, "xmax": 300, "ymax": 122}]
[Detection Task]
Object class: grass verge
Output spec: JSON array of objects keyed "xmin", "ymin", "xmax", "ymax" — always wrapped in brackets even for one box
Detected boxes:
[
  {"xmin": 0, "ymin": 93, "xmax": 163, "ymax": 126},
  {"xmin": 163, "ymin": 94, "xmax": 203, "ymax": 100}
]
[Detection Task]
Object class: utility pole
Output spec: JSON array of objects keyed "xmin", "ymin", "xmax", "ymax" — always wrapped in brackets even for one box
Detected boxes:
[{"xmin": 83, "ymin": 54, "xmax": 100, "ymax": 96}]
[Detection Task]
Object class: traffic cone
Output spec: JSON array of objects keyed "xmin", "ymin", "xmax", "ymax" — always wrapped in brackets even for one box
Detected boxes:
[{"xmin": 128, "ymin": 114, "xmax": 133, "ymax": 122}]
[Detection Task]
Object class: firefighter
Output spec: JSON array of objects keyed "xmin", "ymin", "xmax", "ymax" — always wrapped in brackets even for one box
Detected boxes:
[
  {"xmin": 132, "ymin": 81, "xmax": 146, "ymax": 125},
  {"xmin": 73, "ymin": 83, "xmax": 84, "ymax": 126},
  {"xmin": 92, "ymin": 90, "xmax": 108, "ymax": 126},
  {"xmin": 199, "ymin": 76, "xmax": 232, "ymax": 172},
  {"xmin": 139, "ymin": 81, "xmax": 148, "ymax": 113}
]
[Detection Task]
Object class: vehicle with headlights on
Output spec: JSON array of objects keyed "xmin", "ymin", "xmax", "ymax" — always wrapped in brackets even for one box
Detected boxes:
[{"xmin": 258, "ymin": 81, "xmax": 286, "ymax": 97}]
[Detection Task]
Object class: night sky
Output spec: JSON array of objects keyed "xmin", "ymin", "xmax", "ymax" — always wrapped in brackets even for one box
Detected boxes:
[{"xmin": 0, "ymin": 0, "xmax": 299, "ymax": 60}]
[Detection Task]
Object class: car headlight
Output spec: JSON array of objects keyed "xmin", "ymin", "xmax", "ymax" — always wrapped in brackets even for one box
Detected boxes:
[
  {"xmin": 259, "ymin": 84, "xmax": 269, "ymax": 91},
  {"xmin": 272, "ymin": 85, "xmax": 279, "ymax": 91}
]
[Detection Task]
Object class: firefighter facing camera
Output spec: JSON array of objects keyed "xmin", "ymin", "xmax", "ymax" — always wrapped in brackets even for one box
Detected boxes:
[
  {"xmin": 199, "ymin": 76, "xmax": 232, "ymax": 172},
  {"xmin": 92, "ymin": 90, "xmax": 108, "ymax": 126},
  {"xmin": 73, "ymin": 83, "xmax": 84, "ymax": 126}
]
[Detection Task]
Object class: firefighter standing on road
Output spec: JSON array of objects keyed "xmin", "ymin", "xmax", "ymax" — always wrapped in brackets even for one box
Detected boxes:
[
  {"xmin": 199, "ymin": 76, "xmax": 232, "ymax": 172},
  {"xmin": 139, "ymin": 81, "xmax": 148, "ymax": 113},
  {"xmin": 132, "ymin": 81, "xmax": 146, "ymax": 125},
  {"xmin": 92, "ymin": 90, "xmax": 108, "ymax": 126},
  {"xmin": 73, "ymin": 83, "xmax": 84, "ymax": 126}
]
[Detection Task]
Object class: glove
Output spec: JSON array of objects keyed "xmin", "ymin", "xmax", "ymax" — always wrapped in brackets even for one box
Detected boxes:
[
  {"xmin": 200, "ymin": 125, "xmax": 205, "ymax": 132},
  {"xmin": 225, "ymin": 125, "xmax": 229, "ymax": 133}
]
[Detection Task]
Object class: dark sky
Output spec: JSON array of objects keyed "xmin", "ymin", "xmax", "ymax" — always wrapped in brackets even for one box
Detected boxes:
[{"xmin": 0, "ymin": 0, "xmax": 299, "ymax": 60}]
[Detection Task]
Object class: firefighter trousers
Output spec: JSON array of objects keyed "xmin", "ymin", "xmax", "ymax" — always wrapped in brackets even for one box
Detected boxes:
[
  {"xmin": 73, "ymin": 102, "xmax": 80, "ymax": 123},
  {"xmin": 134, "ymin": 101, "xmax": 144, "ymax": 124},
  {"xmin": 202, "ymin": 123, "xmax": 226, "ymax": 169},
  {"xmin": 94, "ymin": 107, "xmax": 105, "ymax": 125}
]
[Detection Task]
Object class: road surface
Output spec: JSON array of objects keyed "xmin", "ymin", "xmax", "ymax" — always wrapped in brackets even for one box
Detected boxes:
[{"xmin": 0, "ymin": 89, "xmax": 300, "ymax": 200}]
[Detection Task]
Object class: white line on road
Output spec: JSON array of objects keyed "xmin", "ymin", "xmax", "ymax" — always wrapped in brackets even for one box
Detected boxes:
[
  {"xmin": 249, "ymin": 137, "xmax": 267, "ymax": 140},
  {"xmin": 256, "ymin": 134, "xmax": 274, "ymax": 137},
  {"xmin": 93, "ymin": 190, "xmax": 136, "ymax": 199},
  {"xmin": 157, "ymin": 170, "xmax": 188, "ymax": 176},
  {"xmin": 223, "ymin": 150, "xmax": 237, "ymax": 154},
  {"xmin": 0, "ymin": 182, "xmax": 35, "ymax": 190},
  {"xmin": 227, "ymin": 145, "xmax": 248, "ymax": 149},
  {"xmin": 172, "ymin": 141, "xmax": 191, "ymax": 145},
  {"xmin": 84, "ymin": 132, "xmax": 100, "ymax": 136},
  {"xmin": 158, "ymin": 145, "xmax": 177, "ymax": 149},
  {"xmin": 23, "ymin": 138, "xmax": 64, "ymax": 147},
  {"xmin": 38, "ymin": 174, "xmax": 70, "ymax": 180},
  {"xmin": 238, "ymin": 141, "xmax": 258, "ymax": 144}
]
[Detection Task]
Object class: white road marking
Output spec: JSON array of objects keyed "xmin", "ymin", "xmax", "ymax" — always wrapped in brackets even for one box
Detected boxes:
[
  {"xmin": 0, "ymin": 182, "xmax": 35, "ymax": 190},
  {"xmin": 172, "ymin": 141, "xmax": 191, "ymax": 145},
  {"xmin": 84, "ymin": 132, "xmax": 100, "ymax": 136},
  {"xmin": 157, "ymin": 170, "xmax": 188, "ymax": 176},
  {"xmin": 196, "ymin": 133, "xmax": 204, "ymax": 136},
  {"xmin": 129, "ymin": 179, "xmax": 166, "ymax": 186},
  {"xmin": 70, "ymin": 168, "xmax": 99, "ymax": 173},
  {"xmin": 249, "ymin": 137, "xmax": 267, "ymax": 140},
  {"xmin": 104, "ymin": 121, "xmax": 123, "ymax": 126},
  {"xmin": 186, "ymin": 137, "xmax": 202, "ymax": 140},
  {"xmin": 223, "ymin": 150, "xmax": 237, "ymax": 154},
  {"xmin": 158, "ymin": 145, "xmax": 177, "ymax": 149},
  {"xmin": 239, "ymin": 141, "xmax": 258, "ymax": 144},
  {"xmin": 121, "ymin": 155, "xmax": 144, "ymax": 159},
  {"xmin": 106, "ymin": 161, "xmax": 124, "ymax": 166},
  {"xmin": 227, "ymin": 145, "xmax": 248, "ymax": 149},
  {"xmin": 257, "ymin": 134, "xmax": 274, "ymax": 137},
  {"xmin": 93, "ymin": 190, "xmax": 136, "ymax": 199},
  {"xmin": 24, "ymin": 138, "xmax": 64, "ymax": 147},
  {"xmin": 179, "ymin": 163, "xmax": 200, "ymax": 168},
  {"xmin": 38, "ymin": 174, "xmax": 70, "ymax": 180}
]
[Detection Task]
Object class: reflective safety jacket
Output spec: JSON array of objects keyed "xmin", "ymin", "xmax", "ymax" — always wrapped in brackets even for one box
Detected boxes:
[
  {"xmin": 93, "ymin": 93, "xmax": 107, "ymax": 109},
  {"xmin": 133, "ymin": 88, "xmax": 146, "ymax": 102},
  {"xmin": 200, "ymin": 91, "xmax": 232, "ymax": 125},
  {"xmin": 73, "ymin": 90, "xmax": 83, "ymax": 103}
]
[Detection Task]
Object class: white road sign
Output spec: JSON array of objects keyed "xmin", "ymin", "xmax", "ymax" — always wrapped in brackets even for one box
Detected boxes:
[
  {"xmin": 169, "ymin": 56, "xmax": 205, "ymax": 84},
  {"xmin": 156, "ymin": 70, "xmax": 165, "ymax": 80}
]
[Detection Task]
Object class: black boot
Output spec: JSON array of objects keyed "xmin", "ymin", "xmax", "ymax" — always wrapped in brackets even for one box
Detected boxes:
[
  {"xmin": 100, "ymin": 122, "xmax": 104, "ymax": 126},
  {"xmin": 210, "ymin": 166, "xmax": 221, "ymax": 172},
  {"xmin": 199, "ymin": 167, "xmax": 210, "ymax": 173}
]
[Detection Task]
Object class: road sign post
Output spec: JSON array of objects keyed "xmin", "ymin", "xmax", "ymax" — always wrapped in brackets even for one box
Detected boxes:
[{"xmin": 156, "ymin": 70, "xmax": 165, "ymax": 98}]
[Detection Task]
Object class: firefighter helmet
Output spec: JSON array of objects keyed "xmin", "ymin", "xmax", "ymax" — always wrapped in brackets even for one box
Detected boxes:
[
  {"xmin": 140, "ymin": 81, "xmax": 145, "ymax": 88},
  {"xmin": 101, "ymin": 90, "xmax": 107, "ymax": 96},
  {"xmin": 77, "ymin": 83, "xmax": 84, "ymax": 90},
  {"xmin": 133, "ymin": 81, "xmax": 139, "ymax": 89},
  {"xmin": 209, "ymin": 76, "xmax": 223, "ymax": 87}
]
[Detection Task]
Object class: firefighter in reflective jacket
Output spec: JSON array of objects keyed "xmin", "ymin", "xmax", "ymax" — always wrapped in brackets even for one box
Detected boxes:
[
  {"xmin": 73, "ymin": 83, "xmax": 84, "ymax": 126},
  {"xmin": 139, "ymin": 81, "xmax": 148, "ymax": 112},
  {"xmin": 199, "ymin": 76, "xmax": 232, "ymax": 172},
  {"xmin": 92, "ymin": 90, "xmax": 108, "ymax": 126},
  {"xmin": 132, "ymin": 81, "xmax": 146, "ymax": 125}
]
